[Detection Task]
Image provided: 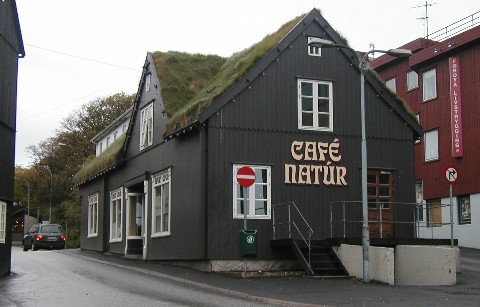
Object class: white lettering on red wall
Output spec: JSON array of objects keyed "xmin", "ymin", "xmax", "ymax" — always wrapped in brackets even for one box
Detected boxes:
[
  {"xmin": 449, "ymin": 57, "xmax": 463, "ymax": 157},
  {"xmin": 284, "ymin": 139, "xmax": 348, "ymax": 186}
]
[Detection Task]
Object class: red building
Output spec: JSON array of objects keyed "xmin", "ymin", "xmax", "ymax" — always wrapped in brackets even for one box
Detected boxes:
[{"xmin": 371, "ymin": 12, "xmax": 480, "ymax": 249}]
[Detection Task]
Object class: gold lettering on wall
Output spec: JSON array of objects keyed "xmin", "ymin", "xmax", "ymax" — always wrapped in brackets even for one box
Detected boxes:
[{"xmin": 284, "ymin": 139, "xmax": 348, "ymax": 186}]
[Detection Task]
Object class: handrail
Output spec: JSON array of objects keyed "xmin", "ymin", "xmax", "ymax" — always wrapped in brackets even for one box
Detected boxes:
[{"xmin": 272, "ymin": 202, "xmax": 314, "ymax": 273}]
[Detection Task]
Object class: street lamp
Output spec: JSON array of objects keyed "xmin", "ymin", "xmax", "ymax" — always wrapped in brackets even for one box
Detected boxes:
[
  {"xmin": 14, "ymin": 177, "xmax": 30, "ymax": 232},
  {"xmin": 39, "ymin": 165, "xmax": 53, "ymax": 223},
  {"xmin": 309, "ymin": 37, "xmax": 411, "ymax": 283}
]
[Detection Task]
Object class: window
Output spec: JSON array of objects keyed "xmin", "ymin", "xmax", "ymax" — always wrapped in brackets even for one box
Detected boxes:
[
  {"xmin": 110, "ymin": 188, "xmax": 123, "ymax": 242},
  {"xmin": 233, "ymin": 165, "xmax": 271, "ymax": 219},
  {"xmin": 427, "ymin": 199, "xmax": 442, "ymax": 227},
  {"xmin": 114, "ymin": 131, "xmax": 118, "ymax": 141},
  {"xmin": 88, "ymin": 193, "xmax": 98, "ymax": 237},
  {"xmin": 99, "ymin": 142, "xmax": 103, "ymax": 154},
  {"xmin": 458, "ymin": 195, "xmax": 471, "ymax": 225},
  {"xmin": 407, "ymin": 70, "xmax": 418, "ymax": 91},
  {"xmin": 385, "ymin": 78, "xmax": 396, "ymax": 93},
  {"xmin": 0, "ymin": 201, "xmax": 6, "ymax": 243},
  {"xmin": 145, "ymin": 74, "xmax": 151, "ymax": 92},
  {"xmin": 307, "ymin": 37, "xmax": 322, "ymax": 56},
  {"xmin": 415, "ymin": 180, "xmax": 424, "ymax": 221},
  {"xmin": 140, "ymin": 103, "xmax": 153, "ymax": 150},
  {"xmin": 152, "ymin": 169, "xmax": 171, "ymax": 236},
  {"xmin": 424, "ymin": 129, "xmax": 439, "ymax": 161},
  {"xmin": 298, "ymin": 79, "xmax": 333, "ymax": 131},
  {"xmin": 106, "ymin": 137, "xmax": 110, "ymax": 148},
  {"xmin": 123, "ymin": 125, "xmax": 127, "ymax": 133},
  {"xmin": 423, "ymin": 69, "xmax": 437, "ymax": 101}
]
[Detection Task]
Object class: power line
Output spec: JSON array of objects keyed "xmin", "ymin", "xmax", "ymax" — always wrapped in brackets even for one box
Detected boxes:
[
  {"xmin": 25, "ymin": 43, "xmax": 141, "ymax": 71},
  {"xmin": 17, "ymin": 76, "xmax": 139, "ymax": 122}
]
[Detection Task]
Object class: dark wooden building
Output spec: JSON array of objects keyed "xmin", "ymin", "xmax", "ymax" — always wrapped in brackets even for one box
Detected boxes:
[
  {"xmin": 371, "ymin": 14, "xmax": 480, "ymax": 249},
  {"xmin": 76, "ymin": 9, "xmax": 421, "ymax": 271},
  {"xmin": 0, "ymin": 0, "xmax": 25, "ymax": 277}
]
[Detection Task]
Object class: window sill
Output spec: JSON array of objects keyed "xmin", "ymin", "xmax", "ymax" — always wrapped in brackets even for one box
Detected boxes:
[
  {"xmin": 151, "ymin": 232, "xmax": 171, "ymax": 238},
  {"xmin": 233, "ymin": 215, "xmax": 271, "ymax": 220},
  {"xmin": 109, "ymin": 238, "xmax": 122, "ymax": 243},
  {"xmin": 87, "ymin": 234, "xmax": 98, "ymax": 238}
]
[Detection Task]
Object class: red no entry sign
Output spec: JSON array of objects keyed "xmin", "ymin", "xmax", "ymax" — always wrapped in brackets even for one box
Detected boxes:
[{"xmin": 236, "ymin": 166, "xmax": 256, "ymax": 187}]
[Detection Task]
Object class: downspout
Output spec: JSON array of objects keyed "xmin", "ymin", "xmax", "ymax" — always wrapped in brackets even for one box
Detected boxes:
[{"xmin": 200, "ymin": 124, "xmax": 209, "ymax": 261}]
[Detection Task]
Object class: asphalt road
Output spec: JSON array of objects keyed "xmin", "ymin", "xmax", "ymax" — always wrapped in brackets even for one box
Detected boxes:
[{"xmin": 1, "ymin": 246, "xmax": 480, "ymax": 306}]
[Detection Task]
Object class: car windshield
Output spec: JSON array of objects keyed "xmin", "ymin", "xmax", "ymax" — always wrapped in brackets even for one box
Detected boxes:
[{"xmin": 40, "ymin": 225, "xmax": 62, "ymax": 233}]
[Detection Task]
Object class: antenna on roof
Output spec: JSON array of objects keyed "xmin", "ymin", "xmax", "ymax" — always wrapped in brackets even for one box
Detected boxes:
[{"xmin": 413, "ymin": 1, "xmax": 436, "ymax": 39}]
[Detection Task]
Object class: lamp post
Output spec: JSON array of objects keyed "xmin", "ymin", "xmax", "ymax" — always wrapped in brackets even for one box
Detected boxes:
[
  {"xmin": 14, "ymin": 177, "xmax": 30, "ymax": 232},
  {"xmin": 308, "ymin": 37, "xmax": 411, "ymax": 282},
  {"xmin": 39, "ymin": 165, "xmax": 53, "ymax": 223}
]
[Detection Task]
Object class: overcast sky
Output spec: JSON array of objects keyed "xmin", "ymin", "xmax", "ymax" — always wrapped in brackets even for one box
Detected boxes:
[{"xmin": 14, "ymin": 0, "xmax": 480, "ymax": 166}]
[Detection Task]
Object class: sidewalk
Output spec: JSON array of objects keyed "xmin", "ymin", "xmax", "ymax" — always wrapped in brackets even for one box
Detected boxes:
[{"xmin": 65, "ymin": 247, "xmax": 480, "ymax": 306}]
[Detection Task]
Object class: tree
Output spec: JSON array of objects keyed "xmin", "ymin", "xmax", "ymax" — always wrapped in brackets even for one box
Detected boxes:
[{"xmin": 17, "ymin": 92, "xmax": 134, "ymax": 247}]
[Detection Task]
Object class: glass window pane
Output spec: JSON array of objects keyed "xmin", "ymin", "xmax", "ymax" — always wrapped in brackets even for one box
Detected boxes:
[
  {"xmin": 237, "ymin": 200, "xmax": 248, "ymax": 215},
  {"xmin": 407, "ymin": 71, "xmax": 418, "ymax": 90},
  {"xmin": 368, "ymin": 187, "xmax": 377, "ymax": 196},
  {"xmin": 379, "ymin": 174, "xmax": 390, "ymax": 184},
  {"xmin": 302, "ymin": 113, "xmax": 313, "ymax": 126},
  {"xmin": 423, "ymin": 69, "xmax": 437, "ymax": 101},
  {"xmin": 301, "ymin": 82, "xmax": 312, "ymax": 96},
  {"xmin": 318, "ymin": 98, "xmax": 329, "ymax": 113},
  {"xmin": 379, "ymin": 187, "xmax": 390, "ymax": 196},
  {"xmin": 255, "ymin": 169, "xmax": 267, "ymax": 183},
  {"xmin": 318, "ymin": 83, "xmax": 329, "ymax": 97},
  {"xmin": 318, "ymin": 114, "xmax": 329, "ymax": 128},
  {"xmin": 255, "ymin": 184, "xmax": 267, "ymax": 199},
  {"xmin": 424, "ymin": 130, "xmax": 439, "ymax": 161},
  {"xmin": 302, "ymin": 97, "xmax": 313, "ymax": 111},
  {"xmin": 255, "ymin": 201, "xmax": 267, "ymax": 215}
]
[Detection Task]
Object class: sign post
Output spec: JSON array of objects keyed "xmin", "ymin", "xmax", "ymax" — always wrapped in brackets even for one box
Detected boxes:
[
  {"xmin": 444, "ymin": 166, "xmax": 458, "ymax": 248},
  {"xmin": 236, "ymin": 166, "xmax": 256, "ymax": 274}
]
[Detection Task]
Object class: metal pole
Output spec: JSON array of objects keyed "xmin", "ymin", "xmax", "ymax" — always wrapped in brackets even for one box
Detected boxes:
[
  {"xmin": 243, "ymin": 187, "xmax": 247, "ymax": 230},
  {"xmin": 450, "ymin": 184, "xmax": 454, "ymax": 248},
  {"xmin": 360, "ymin": 67, "xmax": 371, "ymax": 283}
]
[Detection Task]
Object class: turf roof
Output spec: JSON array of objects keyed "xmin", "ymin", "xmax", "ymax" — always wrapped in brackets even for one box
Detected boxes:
[
  {"xmin": 156, "ymin": 14, "xmax": 306, "ymax": 135},
  {"xmin": 73, "ymin": 133, "xmax": 125, "ymax": 185}
]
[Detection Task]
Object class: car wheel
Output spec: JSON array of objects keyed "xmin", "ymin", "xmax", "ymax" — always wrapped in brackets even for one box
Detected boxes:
[
  {"xmin": 23, "ymin": 243, "xmax": 28, "ymax": 252},
  {"xmin": 31, "ymin": 242, "xmax": 38, "ymax": 251}
]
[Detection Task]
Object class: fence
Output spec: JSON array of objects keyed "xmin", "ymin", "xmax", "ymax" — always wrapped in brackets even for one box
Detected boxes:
[
  {"xmin": 329, "ymin": 201, "xmax": 455, "ymax": 245},
  {"xmin": 428, "ymin": 11, "xmax": 480, "ymax": 41}
]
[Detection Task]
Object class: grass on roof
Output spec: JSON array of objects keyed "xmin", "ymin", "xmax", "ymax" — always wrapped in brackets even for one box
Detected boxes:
[
  {"xmin": 158, "ymin": 14, "xmax": 305, "ymax": 134},
  {"xmin": 73, "ymin": 133, "xmax": 126, "ymax": 185}
]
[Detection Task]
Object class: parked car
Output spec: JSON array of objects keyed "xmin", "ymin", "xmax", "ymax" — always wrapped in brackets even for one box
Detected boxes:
[{"xmin": 23, "ymin": 224, "xmax": 66, "ymax": 251}]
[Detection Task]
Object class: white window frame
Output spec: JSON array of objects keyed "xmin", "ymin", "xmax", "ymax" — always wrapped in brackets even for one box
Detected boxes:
[
  {"xmin": 0, "ymin": 201, "xmax": 6, "ymax": 243},
  {"xmin": 422, "ymin": 68, "xmax": 437, "ymax": 101},
  {"xmin": 233, "ymin": 165, "xmax": 271, "ymax": 219},
  {"xmin": 407, "ymin": 70, "xmax": 418, "ymax": 91},
  {"xmin": 87, "ymin": 193, "xmax": 99, "ymax": 237},
  {"xmin": 145, "ymin": 74, "xmax": 151, "ymax": 92},
  {"xmin": 424, "ymin": 129, "xmax": 439, "ymax": 162},
  {"xmin": 385, "ymin": 78, "xmax": 396, "ymax": 93},
  {"xmin": 152, "ymin": 169, "xmax": 171, "ymax": 237},
  {"xmin": 140, "ymin": 103, "xmax": 154, "ymax": 150},
  {"xmin": 297, "ymin": 79, "xmax": 333, "ymax": 132},
  {"xmin": 307, "ymin": 37, "xmax": 322, "ymax": 56},
  {"xmin": 109, "ymin": 188, "xmax": 123, "ymax": 242}
]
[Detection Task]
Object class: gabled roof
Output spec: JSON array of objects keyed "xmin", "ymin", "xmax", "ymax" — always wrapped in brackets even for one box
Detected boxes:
[
  {"xmin": 75, "ymin": 8, "xmax": 422, "ymax": 186},
  {"xmin": 2, "ymin": 0, "xmax": 25, "ymax": 57}
]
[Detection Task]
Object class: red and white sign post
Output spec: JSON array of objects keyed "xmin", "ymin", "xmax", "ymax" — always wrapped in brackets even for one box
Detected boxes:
[{"xmin": 236, "ymin": 166, "xmax": 256, "ymax": 230}]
